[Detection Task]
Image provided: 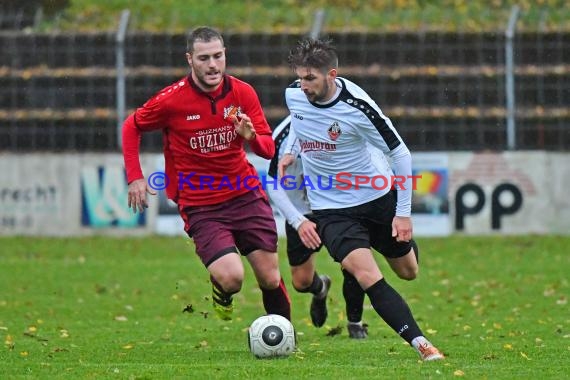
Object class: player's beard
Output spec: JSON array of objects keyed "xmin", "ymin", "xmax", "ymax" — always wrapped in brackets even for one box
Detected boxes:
[
  {"xmin": 194, "ymin": 69, "xmax": 223, "ymax": 92},
  {"xmin": 305, "ymin": 81, "xmax": 330, "ymax": 103}
]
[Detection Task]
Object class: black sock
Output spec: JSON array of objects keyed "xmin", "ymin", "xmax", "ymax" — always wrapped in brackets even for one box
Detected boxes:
[
  {"xmin": 342, "ymin": 269, "xmax": 365, "ymax": 323},
  {"xmin": 261, "ymin": 278, "xmax": 291, "ymax": 321},
  {"xmin": 297, "ymin": 272, "xmax": 323, "ymax": 295},
  {"xmin": 365, "ymin": 278, "xmax": 423, "ymax": 344},
  {"xmin": 211, "ymin": 276, "xmax": 234, "ymax": 306}
]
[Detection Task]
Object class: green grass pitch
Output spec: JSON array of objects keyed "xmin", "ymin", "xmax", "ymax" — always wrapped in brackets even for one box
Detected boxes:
[{"xmin": 1, "ymin": 235, "xmax": 568, "ymax": 379}]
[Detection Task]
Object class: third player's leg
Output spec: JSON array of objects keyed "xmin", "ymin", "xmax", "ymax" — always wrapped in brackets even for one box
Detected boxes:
[
  {"xmin": 384, "ymin": 240, "xmax": 419, "ymax": 281},
  {"xmin": 291, "ymin": 255, "xmax": 317, "ymax": 290}
]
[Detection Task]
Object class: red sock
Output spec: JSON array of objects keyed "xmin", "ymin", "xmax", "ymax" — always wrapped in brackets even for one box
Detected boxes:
[{"xmin": 260, "ymin": 278, "xmax": 291, "ymax": 321}]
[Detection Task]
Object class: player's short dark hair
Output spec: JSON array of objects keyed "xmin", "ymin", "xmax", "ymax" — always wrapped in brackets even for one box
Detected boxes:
[
  {"xmin": 287, "ymin": 38, "xmax": 338, "ymax": 72},
  {"xmin": 186, "ymin": 26, "xmax": 224, "ymax": 53}
]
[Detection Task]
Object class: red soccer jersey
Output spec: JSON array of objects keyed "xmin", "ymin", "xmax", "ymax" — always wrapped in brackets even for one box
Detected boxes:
[{"xmin": 122, "ymin": 75, "xmax": 275, "ymax": 206}]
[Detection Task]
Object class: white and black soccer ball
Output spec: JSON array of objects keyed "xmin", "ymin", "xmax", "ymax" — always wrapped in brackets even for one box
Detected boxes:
[{"xmin": 248, "ymin": 314, "xmax": 296, "ymax": 358}]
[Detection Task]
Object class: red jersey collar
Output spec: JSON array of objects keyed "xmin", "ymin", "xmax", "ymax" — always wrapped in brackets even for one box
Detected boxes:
[{"xmin": 187, "ymin": 74, "xmax": 232, "ymax": 100}]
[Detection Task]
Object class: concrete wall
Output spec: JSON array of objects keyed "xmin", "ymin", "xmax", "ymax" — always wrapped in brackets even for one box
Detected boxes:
[{"xmin": 1, "ymin": 152, "xmax": 568, "ymax": 237}]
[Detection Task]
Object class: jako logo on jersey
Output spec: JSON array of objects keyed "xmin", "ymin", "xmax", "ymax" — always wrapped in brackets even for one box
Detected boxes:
[
  {"xmin": 328, "ymin": 121, "xmax": 341, "ymax": 141},
  {"xmin": 186, "ymin": 114, "xmax": 200, "ymax": 120},
  {"xmin": 293, "ymin": 113, "xmax": 303, "ymax": 120},
  {"xmin": 223, "ymin": 105, "xmax": 242, "ymax": 119}
]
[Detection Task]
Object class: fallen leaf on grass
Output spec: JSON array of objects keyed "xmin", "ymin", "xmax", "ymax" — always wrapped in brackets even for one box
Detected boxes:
[
  {"xmin": 94, "ymin": 284, "xmax": 106, "ymax": 294},
  {"xmin": 194, "ymin": 340, "xmax": 208, "ymax": 349},
  {"xmin": 122, "ymin": 344, "xmax": 133, "ymax": 349},
  {"xmin": 114, "ymin": 315, "xmax": 128, "ymax": 322},
  {"xmin": 520, "ymin": 352, "xmax": 531, "ymax": 360},
  {"xmin": 182, "ymin": 304, "xmax": 194, "ymax": 313},
  {"xmin": 326, "ymin": 325, "xmax": 343, "ymax": 336},
  {"xmin": 454, "ymin": 370, "xmax": 465, "ymax": 376},
  {"xmin": 503, "ymin": 344, "xmax": 513, "ymax": 350}
]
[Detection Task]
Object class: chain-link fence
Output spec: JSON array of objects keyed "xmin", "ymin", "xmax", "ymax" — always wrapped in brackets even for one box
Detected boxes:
[{"xmin": 0, "ymin": 12, "xmax": 568, "ymax": 152}]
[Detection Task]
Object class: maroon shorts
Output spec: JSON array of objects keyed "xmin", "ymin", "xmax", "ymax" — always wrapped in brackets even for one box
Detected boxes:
[{"xmin": 179, "ymin": 190, "xmax": 278, "ymax": 267}]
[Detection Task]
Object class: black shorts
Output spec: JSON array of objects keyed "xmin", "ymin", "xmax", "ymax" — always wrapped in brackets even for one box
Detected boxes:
[
  {"xmin": 313, "ymin": 191, "xmax": 412, "ymax": 263},
  {"xmin": 285, "ymin": 214, "xmax": 322, "ymax": 266}
]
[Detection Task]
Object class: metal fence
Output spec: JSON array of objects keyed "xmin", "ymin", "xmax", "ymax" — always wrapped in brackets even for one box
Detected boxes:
[{"xmin": 0, "ymin": 11, "xmax": 568, "ymax": 152}]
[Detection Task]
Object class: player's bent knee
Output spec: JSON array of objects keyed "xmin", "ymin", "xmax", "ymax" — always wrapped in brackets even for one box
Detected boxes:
[
  {"xmin": 215, "ymin": 272, "xmax": 244, "ymax": 293},
  {"xmin": 396, "ymin": 266, "xmax": 418, "ymax": 281},
  {"xmin": 258, "ymin": 272, "xmax": 282, "ymax": 289},
  {"xmin": 292, "ymin": 276, "xmax": 313, "ymax": 292}
]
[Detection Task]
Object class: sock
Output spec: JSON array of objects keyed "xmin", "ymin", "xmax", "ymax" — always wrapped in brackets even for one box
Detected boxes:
[
  {"xmin": 411, "ymin": 336, "xmax": 432, "ymax": 350},
  {"xmin": 297, "ymin": 272, "xmax": 324, "ymax": 295},
  {"xmin": 365, "ymin": 278, "xmax": 423, "ymax": 344},
  {"xmin": 211, "ymin": 276, "xmax": 234, "ymax": 306},
  {"xmin": 342, "ymin": 269, "xmax": 365, "ymax": 323},
  {"xmin": 261, "ymin": 278, "xmax": 291, "ymax": 321}
]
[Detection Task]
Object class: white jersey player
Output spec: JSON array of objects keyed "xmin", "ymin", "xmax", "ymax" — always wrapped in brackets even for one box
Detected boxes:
[{"xmin": 278, "ymin": 37, "xmax": 444, "ymax": 361}]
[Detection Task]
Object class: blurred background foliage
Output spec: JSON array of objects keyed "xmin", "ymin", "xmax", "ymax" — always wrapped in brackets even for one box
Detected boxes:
[{"xmin": 29, "ymin": 0, "xmax": 570, "ymax": 33}]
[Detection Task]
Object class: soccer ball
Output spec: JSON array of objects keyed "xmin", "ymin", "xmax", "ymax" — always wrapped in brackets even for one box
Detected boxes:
[{"xmin": 247, "ymin": 314, "xmax": 296, "ymax": 358}]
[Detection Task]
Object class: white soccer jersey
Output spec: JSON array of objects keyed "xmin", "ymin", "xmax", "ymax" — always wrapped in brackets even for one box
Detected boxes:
[
  {"xmin": 266, "ymin": 115, "xmax": 311, "ymax": 229},
  {"xmin": 285, "ymin": 77, "xmax": 413, "ymax": 215}
]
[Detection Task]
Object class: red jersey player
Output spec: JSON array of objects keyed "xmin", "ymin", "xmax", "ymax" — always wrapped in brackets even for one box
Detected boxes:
[{"xmin": 122, "ymin": 26, "xmax": 291, "ymax": 321}]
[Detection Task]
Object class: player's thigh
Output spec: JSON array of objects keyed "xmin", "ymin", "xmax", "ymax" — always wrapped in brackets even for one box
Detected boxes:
[
  {"xmin": 186, "ymin": 215, "xmax": 239, "ymax": 268},
  {"xmin": 233, "ymin": 192, "xmax": 278, "ymax": 255},
  {"xmin": 340, "ymin": 247, "xmax": 383, "ymax": 289}
]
